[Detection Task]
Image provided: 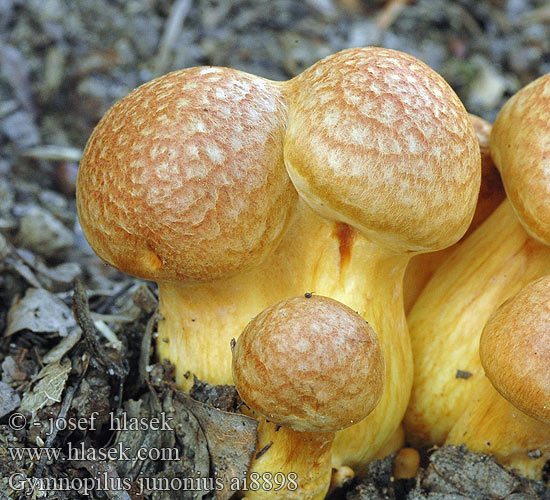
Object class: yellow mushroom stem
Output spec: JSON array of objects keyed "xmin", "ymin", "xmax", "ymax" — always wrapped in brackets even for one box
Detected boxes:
[
  {"xmin": 241, "ymin": 424, "xmax": 334, "ymax": 500},
  {"xmin": 405, "ymin": 199, "xmax": 550, "ymax": 446},
  {"xmin": 156, "ymin": 198, "xmax": 413, "ymax": 472},
  {"xmin": 446, "ymin": 275, "xmax": 550, "ymax": 479},
  {"xmin": 446, "ymin": 377, "xmax": 550, "ymax": 479}
]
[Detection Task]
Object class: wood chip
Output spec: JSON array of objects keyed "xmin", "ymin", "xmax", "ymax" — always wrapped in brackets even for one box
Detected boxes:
[{"xmin": 42, "ymin": 327, "xmax": 82, "ymax": 364}]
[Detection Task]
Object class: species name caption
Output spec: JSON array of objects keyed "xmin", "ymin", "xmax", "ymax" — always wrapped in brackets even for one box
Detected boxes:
[{"xmin": 7, "ymin": 411, "xmax": 299, "ymax": 495}]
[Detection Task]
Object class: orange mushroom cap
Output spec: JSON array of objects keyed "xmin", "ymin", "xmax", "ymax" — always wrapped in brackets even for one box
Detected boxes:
[
  {"xmin": 480, "ymin": 275, "xmax": 550, "ymax": 425},
  {"xmin": 284, "ymin": 47, "xmax": 480, "ymax": 254},
  {"xmin": 232, "ymin": 295, "xmax": 385, "ymax": 433},
  {"xmin": 490, "ymin": 74, "xmax": 550, "ymax": 246},
  {"xmin": 77, "ymin": 67, "xmax": 296, "ymax": 283}
]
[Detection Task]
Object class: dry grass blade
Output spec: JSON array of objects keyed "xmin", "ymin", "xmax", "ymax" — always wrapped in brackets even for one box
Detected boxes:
[
  {"xmin": 154, "ymin": 0, "xmax": 192, "ymax": 76},
  {"xmin": 375, "ymin": 0, "xmax": 408, "ymax": 30}
]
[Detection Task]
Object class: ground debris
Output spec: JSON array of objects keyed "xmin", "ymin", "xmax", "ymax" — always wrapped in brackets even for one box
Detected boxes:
[
  {"xmin": 177, "ymin": 391, "xmax": 258, "ymax": 500},
  {"xmin": 42, "ymin": 327, "xmax": 82, "ymax": 363},
  {"xmin": 70, "ymin": 375, "xmax": 111, "ymax": 425},
  {"xmin": 107, "ymin": 387, "xmax": 257, "ymax": 500},
  {"xmin": 0, "ymin": 380, "xmax": 20, "ymax": 418},
  {"xmin": 190, "ymin": 376, "xmax": 241, "ymax": 412},
  {"xmin": 72, "ymin": 278, "xmax": 128, "ymax": 379},
  {"xmin": 111, "ymin": 391, "xmax": 210, "ymax": 499},
  {"xmin": 344, "ymin": 454, "xmax": 401, "ymax": 500},
  {"xmin": 409, "ymin": 446, "xmax": 545, "ymax": 500},
  {"xmin": 344, "ymin": 446, "xmax": 548, "ymax": 500},
  {"xmin": 5, "ymin": 287, "xmax": 76, "ymax": 337},
  {"xmin": 19, "ymin": 359, "xmax": 71, "ymax": 417},
  {"xmin": 1, "ymin": 355, "xmax": 29, "ymax": 384},
  {"xmin": 74, "ymin": 460, "xmax": 133, "ymax": 500}
]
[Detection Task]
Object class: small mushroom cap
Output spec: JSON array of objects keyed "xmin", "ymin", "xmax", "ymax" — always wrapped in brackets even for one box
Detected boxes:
[
  {"xmin": 480, "ymin": 275, "xmax": 550, "ymax": 425},
  {"xmin": 284, "ymin": 47, "xmax": 480, "ymax": 253},
  {"xmin": 490, "ymin": 74, "xmax": 550, "ymax": 246},
  {"xmin": 77, "ymin": 67, "xmax": 297, "ymax": 283},
  {"xmin": 232, "ymin": 295, "xmax": 385, "ymax": 433}
]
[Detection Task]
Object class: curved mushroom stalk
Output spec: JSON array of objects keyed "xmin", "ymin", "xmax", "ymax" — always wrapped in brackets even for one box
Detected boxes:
[
  {"xmin": 241, "ymin": 413, "xmax": 335, "ymax": 499},
  {"xmin": 404, "ymin": 74, "xmax": 550, "ymax": 447},
  {"xmin": 232, "ymin": 296, "xmax": 385, "ymax": 499},
  {"xmin": 283, "ymin": 47, "xmax": 480, "ymax": 472},
  {"xmin": 313, "ymin": 235, "xmax": 411, "ymax": 469},
  {"xmin": 446, "ymin": 276, "xmax": 550, "ymax": 479},
  {"xmin": 405, "ymin": 200, "xmax": 550, "ymax": 445}
]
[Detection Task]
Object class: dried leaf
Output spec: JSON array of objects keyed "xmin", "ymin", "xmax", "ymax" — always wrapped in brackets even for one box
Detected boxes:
[
  {"xmin": 5, "ymin": 287, "xmax": 76, "ymax": 337},
  {"xmin": 110, "ymin": 392, "xmax": 209, "ymax": 500},
  {"xmin": 179, "ymin": 392, "xmax": 258, "ymax": 500},
  {"xmin": 20, "ymin": 360, "xmax": 71, "ymax": 417},
  {"xmin": 422, "ymin": 445, "xmax": 519, "ymax": 499},
  {"xmin": 108, "ymin": 389, "xmax": 257, "ymax": 500}
]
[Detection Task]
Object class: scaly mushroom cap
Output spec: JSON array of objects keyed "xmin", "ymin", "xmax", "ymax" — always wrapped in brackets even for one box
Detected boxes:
[
  {"xmin": 490, "ymin": 74, "xmax": 550, "ymax": 246},
  {"xmin": 77, "ymin": 67, "xmax": 297, "ymax": 283},
  {"xmin": 284, "ymin": 47, "xmax": 480, "ymax": 253},
  {"xmin": 480, "ymin": 275, "xmax": 550, "ymax": 425},
  {"xmin": 232, "ymin": 295, "xmax": 385, "ymax": 433}
]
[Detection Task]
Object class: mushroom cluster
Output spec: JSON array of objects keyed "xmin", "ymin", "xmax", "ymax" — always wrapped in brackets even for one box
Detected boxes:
[
  {"xmin": 77, "ymin": 47, "xmax": 482, "ymax": 497},
  {"xmin": 404, "ymin": 74, "xmax": 550, "ymax": 460}
]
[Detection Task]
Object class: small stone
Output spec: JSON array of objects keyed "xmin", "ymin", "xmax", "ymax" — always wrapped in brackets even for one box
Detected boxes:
[
  {"xmin": 1, "ymin": 110, "xmax": 40, "ymax": 148},
  {"xmin": 468, "ymin": 58, "xmax": 507, "ymax": 112},
  {"xmin": 16, "ymin": 206, "xmax": 73, "ymax": 258},
  {"xmin": 0, "ymin": 381, "xmax": 20, "ymax": 418}
]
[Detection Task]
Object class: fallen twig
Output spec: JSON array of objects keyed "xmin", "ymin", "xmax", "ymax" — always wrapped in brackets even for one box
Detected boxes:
[
  {"xmin": 376, "ymin": 0, "xmax": 408, "ymax": 31},
  {"xmin": 154, "ymin": 0, "xmax": 192, "ymax": 76},
  {"xmin": 72, "ymin": 279, "xmax": 128, "ymax": 379}
]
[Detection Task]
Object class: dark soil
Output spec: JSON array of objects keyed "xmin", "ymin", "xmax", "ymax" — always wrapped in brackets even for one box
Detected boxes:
[{"xmin": 1, "ymin": 0, "xmax": 550, "ymax": 499}]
